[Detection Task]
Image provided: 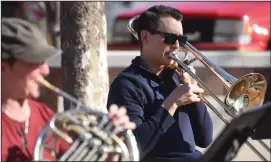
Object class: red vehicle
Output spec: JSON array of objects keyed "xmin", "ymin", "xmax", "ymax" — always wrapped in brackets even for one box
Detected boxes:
[{"xmin": 108, "ymin": 2, "xmax": 270, "ymax": 51}]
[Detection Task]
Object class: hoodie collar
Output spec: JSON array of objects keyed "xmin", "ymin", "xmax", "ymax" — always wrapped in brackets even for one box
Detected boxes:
[{"xmin": 131, "ymin": 56, "xmax": 175, "ymax": 82}]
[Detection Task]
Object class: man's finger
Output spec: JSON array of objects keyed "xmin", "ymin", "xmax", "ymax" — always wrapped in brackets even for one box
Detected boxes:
[
  {"xmin": 113, "ymin": 115, "xmax": 129, "ymax": 126},
  {"xmin": 190, "ymin": 84, "xmax": 204, "ymax": 94},
  {"xmin": 188, "ymin": 96, "xmax": 202, "ymax": 103},
  {"xmin": 124, "ymin": 122, "xmax": 136, "ymax": 130},
  {"xmin": 179, "ymin": 71, "xmax": 191, "ymax": 83},
  {"xmin": 108, "ymin": 104, "xmax": 118, "ymax": 118},
  {"xmin": 115, "ymin": 107, "xmax": 127, "ymax": 118}
]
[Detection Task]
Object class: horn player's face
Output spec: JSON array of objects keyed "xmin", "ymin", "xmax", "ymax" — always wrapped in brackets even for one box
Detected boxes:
[
  {"xmin": 144, "ymin": 17, "xmax": 184, "ymax": 67},
  {"xmin": 2, "ymin": 60, "xmax": 50, "ymax": 99}
]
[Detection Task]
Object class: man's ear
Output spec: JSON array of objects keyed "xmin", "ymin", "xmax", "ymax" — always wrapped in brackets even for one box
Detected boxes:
[{"xmin": 140, "ymin": 30, "xmax": 149, "ymax": 45}]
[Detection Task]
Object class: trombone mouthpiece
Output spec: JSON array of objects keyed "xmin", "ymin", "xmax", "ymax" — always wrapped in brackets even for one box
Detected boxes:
[
  {"xmin": 168, "ymin": 51, "xmax": 179, "ymax": 70},
  {"xmin": 37, "ymin": 77, "xmax": 58, "ymax": 93},
  {"xmin": 168, "ymin": 51, "xmax": 183, "ymax": 70},
  {"xmin": 37, "ymin": 77, "xmax": 48, "ymax": 86},
  {"xmin": 168, "ymin": 61, "xmax": 179, "ymax": 70}
]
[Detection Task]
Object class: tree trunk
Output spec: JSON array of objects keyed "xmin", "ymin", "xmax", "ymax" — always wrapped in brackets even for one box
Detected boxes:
[{"xmin": 60, "ymin": 2, "xmax": 109, "ymax": 112}]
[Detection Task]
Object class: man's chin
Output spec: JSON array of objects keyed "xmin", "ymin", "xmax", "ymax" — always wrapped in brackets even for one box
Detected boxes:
[{"xmin": 29, "ymin": 91, "xmax": 41, "ymax": 99}]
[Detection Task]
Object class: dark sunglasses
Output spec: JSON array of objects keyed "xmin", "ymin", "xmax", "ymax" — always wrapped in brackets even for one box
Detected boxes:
[{"xmin": 148, "ymin": 30, "xmax": 187, "ymax": 46}]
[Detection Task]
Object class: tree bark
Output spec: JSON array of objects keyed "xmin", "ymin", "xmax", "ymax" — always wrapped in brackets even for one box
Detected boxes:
[{"xmin": 60, "ymin": 2, "xmax": 109, "ymax": 112}]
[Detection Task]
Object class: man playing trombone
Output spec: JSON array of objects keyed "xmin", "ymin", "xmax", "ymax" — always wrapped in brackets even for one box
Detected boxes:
[
  {"xmin": 1, "ymin": 18, "xmax": 136, "ymax": 162},
  {"xmin": 107, "ymin": 5, "xmax": 213, "ymax": 162}
]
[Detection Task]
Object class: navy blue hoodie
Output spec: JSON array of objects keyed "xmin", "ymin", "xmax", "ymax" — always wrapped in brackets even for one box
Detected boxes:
[{"xmin": 107, "ymin": 56, "xmax": 213, "ymax": 162}]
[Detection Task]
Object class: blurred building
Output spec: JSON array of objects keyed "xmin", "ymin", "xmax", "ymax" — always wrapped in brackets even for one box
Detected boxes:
[{"xmin": 105, "ymin": 2, "xmax": 138, "ymax": 43}]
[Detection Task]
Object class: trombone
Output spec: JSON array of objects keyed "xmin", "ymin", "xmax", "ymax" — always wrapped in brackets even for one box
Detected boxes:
[{"xmin": 127, "ymin": 15, "xmax": 269, "ymax": 161}]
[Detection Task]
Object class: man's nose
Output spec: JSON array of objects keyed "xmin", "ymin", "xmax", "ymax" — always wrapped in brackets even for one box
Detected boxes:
[
  {"xmin": 39, "ymin": 63, "xmax": 50, "ymax": 76},
  {"xmin": 171, "ymin": 39, "xmax": 180, "ymax": 50}
]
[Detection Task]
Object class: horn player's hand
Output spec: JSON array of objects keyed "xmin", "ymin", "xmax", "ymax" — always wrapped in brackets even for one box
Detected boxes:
[
  {"xmin": 108, "ymin": 104, "xmax": 136, "ymax": 131},
  {"xmin": 107, "ymin": 104, "xmax": 136, "ymax": 161}
]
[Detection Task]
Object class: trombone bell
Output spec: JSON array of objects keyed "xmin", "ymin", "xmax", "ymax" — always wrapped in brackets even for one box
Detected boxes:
[{"xmin": 225, "ymin": 73, "xmax": 267, "ymax": 114}]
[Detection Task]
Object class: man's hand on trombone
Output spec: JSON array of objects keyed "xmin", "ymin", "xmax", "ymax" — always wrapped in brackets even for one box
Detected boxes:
[{"xmin": 162, "ymin": 65, "xmax": 204, "ymax": 116}]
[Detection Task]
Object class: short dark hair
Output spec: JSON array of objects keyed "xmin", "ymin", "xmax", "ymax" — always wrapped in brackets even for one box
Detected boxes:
[{"xmin": 135, "ymin": 5, "xmax": 183, "ymax": 50}]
